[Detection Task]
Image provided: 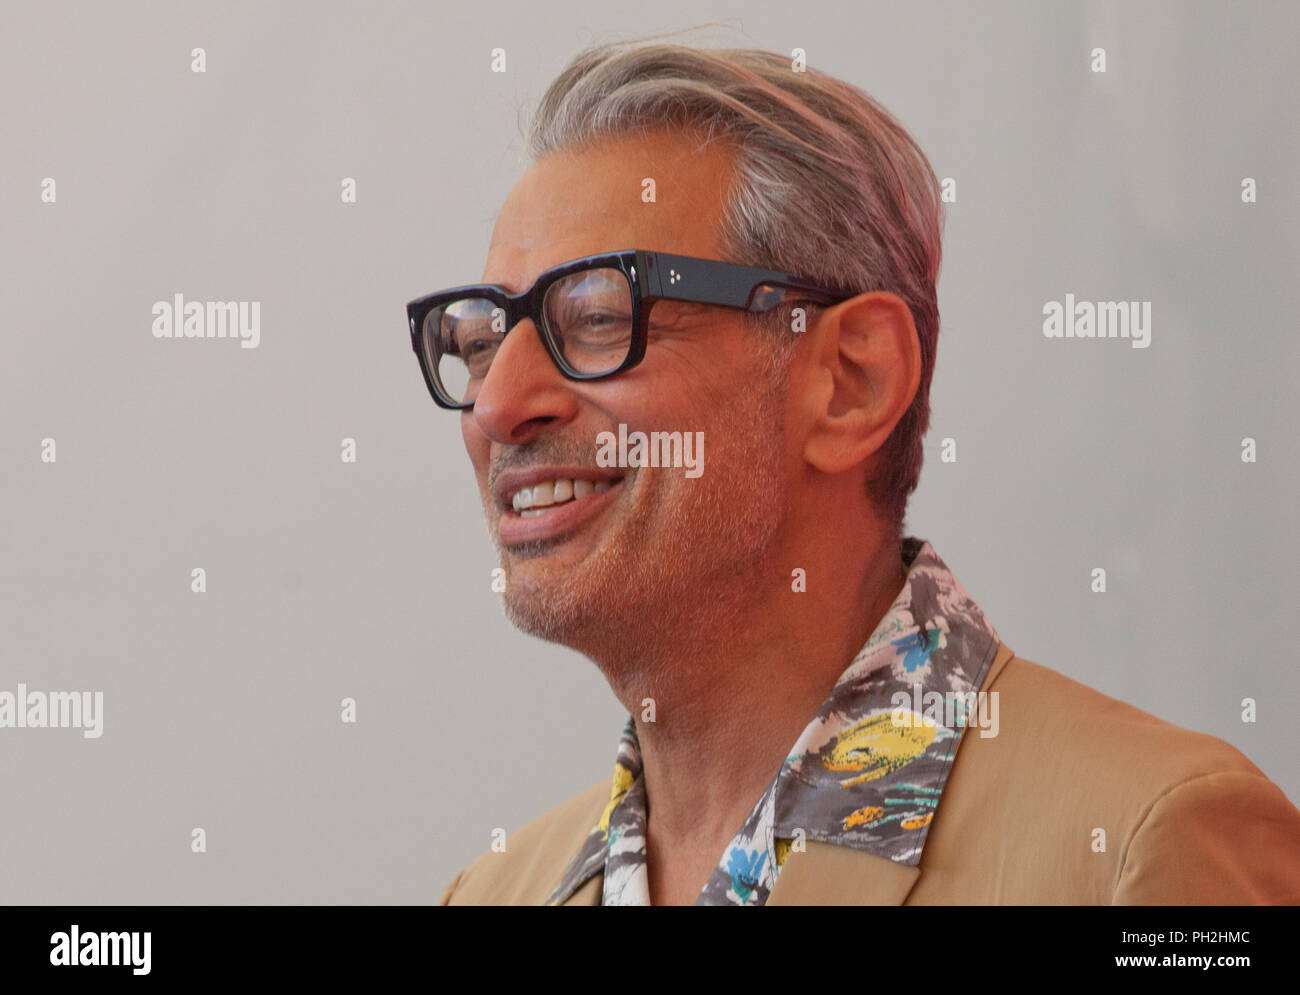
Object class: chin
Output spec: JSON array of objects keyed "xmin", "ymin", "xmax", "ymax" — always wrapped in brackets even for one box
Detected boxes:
[
  {"xmin": 501, "ymin": 589, "xmax": 589, "ymax": 647},
  {"xmin": 500, "ymin": 566, "xmax": 648, "ymax": 654}
]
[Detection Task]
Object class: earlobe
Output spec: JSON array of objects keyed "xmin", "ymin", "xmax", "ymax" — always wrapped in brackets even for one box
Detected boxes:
[{"xmin": 801, "ymin": 293, "xmax": 920, "ymax": 477}]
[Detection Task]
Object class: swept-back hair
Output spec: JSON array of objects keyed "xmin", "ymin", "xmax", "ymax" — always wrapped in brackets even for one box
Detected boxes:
[{"xmin": 527, "ymin": 38, "xmax": 944, "ymax": 540}]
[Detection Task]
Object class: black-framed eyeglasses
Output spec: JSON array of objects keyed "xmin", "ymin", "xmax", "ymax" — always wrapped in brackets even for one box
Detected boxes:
[{"xmin": 406, "ymin": 248, "xmax": 857, "ymax": 410}]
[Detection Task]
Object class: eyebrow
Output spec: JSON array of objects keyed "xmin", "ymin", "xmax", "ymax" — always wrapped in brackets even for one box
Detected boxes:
[
  {"xmin": 479, "ymin": 273, "xmax": 524, "ymax": 295},
  {"xmin": 477, "ymin": 257, "xmax": 560, "ymax": 295}
]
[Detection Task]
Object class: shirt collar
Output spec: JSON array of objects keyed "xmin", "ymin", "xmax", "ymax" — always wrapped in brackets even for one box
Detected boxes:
[{"xmin": 546, "ymin": 536, "xmax": 1002, "ymax": 905}]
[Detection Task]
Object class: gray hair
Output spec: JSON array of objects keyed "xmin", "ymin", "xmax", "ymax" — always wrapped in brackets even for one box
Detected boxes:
[{"xmin": 525, "ymin": 38, "xmax": 944, "ymax": 543}]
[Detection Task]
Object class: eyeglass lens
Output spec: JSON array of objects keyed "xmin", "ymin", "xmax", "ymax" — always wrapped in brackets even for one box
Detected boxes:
[{"xmin": 423, "ymin": 267, "xmax": 633, "ymax": 405}]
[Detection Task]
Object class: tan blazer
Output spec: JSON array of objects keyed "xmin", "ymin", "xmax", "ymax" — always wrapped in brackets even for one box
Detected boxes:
[{"xmin": 440, "ymin": 643, "xmax": 1300, "ymax": 905}]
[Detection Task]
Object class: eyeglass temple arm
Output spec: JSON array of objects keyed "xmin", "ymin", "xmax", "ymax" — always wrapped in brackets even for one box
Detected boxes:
[{"xmin": 641, "ymin": 251, "xmax": 853, "ymax": 311}]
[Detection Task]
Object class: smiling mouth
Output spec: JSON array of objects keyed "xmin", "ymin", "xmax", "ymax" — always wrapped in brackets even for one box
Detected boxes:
[{"xmin": 507, "ymin": 475, "xmax": 625, "ymax": 518}]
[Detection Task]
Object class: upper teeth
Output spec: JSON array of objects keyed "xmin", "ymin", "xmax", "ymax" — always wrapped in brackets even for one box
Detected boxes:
[{"xmin": 511, "ymin": 477, "xmax": 614, "ymax": 512}]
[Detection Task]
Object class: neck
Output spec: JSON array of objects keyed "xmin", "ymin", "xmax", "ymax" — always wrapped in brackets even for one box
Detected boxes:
[{"xmin": 589, "ymin": 521, "xmax": 907, "ymax": 901}]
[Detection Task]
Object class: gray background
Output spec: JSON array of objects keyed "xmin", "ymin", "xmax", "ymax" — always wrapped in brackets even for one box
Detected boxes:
[{"xmin": 2, "ymin": 0, "xmax": 1296, "ymax": 903}]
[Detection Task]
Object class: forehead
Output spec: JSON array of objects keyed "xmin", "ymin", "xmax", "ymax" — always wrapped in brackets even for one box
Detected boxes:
[{"xmin": 481, "ymin": 129, "xmax": 735, "ymax": 291}]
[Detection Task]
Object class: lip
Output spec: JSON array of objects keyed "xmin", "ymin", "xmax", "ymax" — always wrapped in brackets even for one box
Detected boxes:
[
  {"xmin": 492, "ymin": 466, "xmax": 624, "ymax": 510},
  {"xmin": 493, "ymin": 468, "xmax": 626, "ymax": 547}
]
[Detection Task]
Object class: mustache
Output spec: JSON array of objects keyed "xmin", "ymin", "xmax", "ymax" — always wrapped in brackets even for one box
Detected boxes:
[{"xmin": 487, "ymin": 440, "xmax": 606, "ymax": 492}]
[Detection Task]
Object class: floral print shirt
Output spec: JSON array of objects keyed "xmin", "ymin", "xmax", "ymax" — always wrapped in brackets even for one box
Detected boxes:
[{"xmin": 545, "ymin": 537, "xmax": 1003, "ymax": 906}]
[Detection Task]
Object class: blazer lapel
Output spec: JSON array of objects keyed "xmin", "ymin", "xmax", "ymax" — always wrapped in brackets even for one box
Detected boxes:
[{"xmin": 766, "ymin": 840, "xmax": 920, "ymax": 906}]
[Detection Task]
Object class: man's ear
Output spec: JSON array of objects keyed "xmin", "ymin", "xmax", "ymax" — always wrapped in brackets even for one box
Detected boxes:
[{"xmin": 801, "ymin": 292, "xmax": 921, "ymax": 476}]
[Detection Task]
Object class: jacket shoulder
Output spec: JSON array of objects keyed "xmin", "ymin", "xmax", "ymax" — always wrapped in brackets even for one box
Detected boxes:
[
  {"xmin": 980, "ymin": 650, "xmax": 1270, "ymax": 785},
  {"xmin": 439, "ymin": 777, "xmax": 611, "ymax": 905},
  {"xmin": 915, "ymin": 647, "xmax": 1300, "ymax": 903}
]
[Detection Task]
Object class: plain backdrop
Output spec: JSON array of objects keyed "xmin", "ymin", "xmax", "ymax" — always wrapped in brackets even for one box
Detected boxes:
[{"xmin": 1, "ymin": 0, "xmax": 1297, "ymax": 903}]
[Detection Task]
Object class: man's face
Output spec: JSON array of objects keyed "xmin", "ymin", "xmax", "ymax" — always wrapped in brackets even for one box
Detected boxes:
[{"xmin": 464, "ymin": 130, "xmax": 796, "ymax": 661}]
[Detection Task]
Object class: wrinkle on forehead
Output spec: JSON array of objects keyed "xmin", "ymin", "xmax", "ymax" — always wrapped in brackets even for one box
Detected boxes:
[
  {"xmin": 483, "ymin": 210, "xmax": 627, "ymax": 283},
  {"xmin": 479, "ymin": 131, "xmax": 736, "ymax": 291}
]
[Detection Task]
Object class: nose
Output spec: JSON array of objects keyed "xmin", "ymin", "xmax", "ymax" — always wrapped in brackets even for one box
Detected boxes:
[{"xmin": 469, "ymin": 317, "xmax": 580, "ymax": 445}]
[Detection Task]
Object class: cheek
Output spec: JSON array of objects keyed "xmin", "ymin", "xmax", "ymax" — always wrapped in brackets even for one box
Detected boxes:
[{"xmin": 461, "ymin": 416, "xmax": 491, "ymax": 482}]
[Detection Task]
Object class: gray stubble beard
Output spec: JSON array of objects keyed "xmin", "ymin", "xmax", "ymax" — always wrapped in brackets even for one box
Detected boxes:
[{"xmin": 498, "ymin": 344, "xmax": 794, "ymax": 696}]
